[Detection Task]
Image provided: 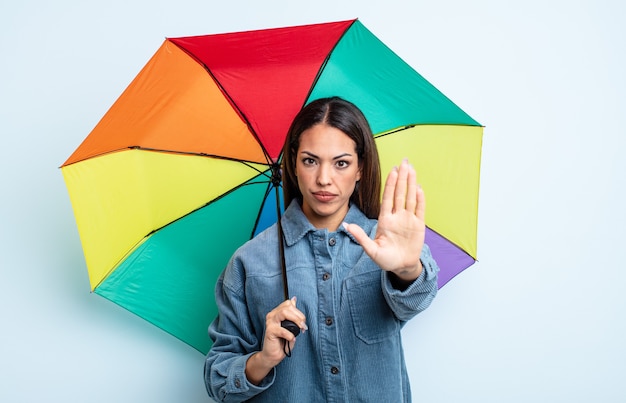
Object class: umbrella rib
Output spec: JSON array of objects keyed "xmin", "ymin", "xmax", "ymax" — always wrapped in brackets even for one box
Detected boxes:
[
  {"xmin": 373, "ymin": 122, "xmax": 485, "ymax": 139},
  {"xmin": 130, "ymin": 146, "xmax": 272, "ymax": 166},
  {"xmin": 374, "ymin": 124, "xmax": 417, "ymax": 138},
  {"xmin": 60, "ymin": 146, "xmax": 272, "ymax": 167},
  {"xmin": 60, "ymin": 148, "xmax": 131, "ymax": 167}
]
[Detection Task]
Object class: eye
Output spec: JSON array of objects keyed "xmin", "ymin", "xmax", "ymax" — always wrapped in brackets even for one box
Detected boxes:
[
  {"xmin": 302, "ymin": 157, "xmax": 316, "ymax": 166},
  {"xmin": 336, "ymin": 160, "xmax": 350, "ymax": 169}
]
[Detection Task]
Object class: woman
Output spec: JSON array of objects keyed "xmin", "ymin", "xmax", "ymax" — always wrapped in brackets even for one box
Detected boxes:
[{"xmin": 205, "ymin": 97, "xmax": 439, "ymax": 402}]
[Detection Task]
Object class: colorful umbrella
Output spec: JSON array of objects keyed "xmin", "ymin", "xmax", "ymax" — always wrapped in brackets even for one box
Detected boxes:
[{"xmin": 61, "ymin": 19, "xmax": 482, "ymax": 354}]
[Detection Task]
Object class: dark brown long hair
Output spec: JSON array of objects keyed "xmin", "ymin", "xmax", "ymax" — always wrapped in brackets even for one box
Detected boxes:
[{"xmin": 281, "ymin": 97, "xmax": 381, "ymax": 219}]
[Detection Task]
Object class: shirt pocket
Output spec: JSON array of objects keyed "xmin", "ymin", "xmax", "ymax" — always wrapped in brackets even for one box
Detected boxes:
[{"xmin": 345, "ymin": 270, "xmax": 400, "ymax": 344}]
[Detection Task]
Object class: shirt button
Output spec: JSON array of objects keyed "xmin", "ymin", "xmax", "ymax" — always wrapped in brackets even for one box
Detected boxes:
[
  {"xmin": 322, "ymin": 272, "xmax": 330, "ymax": 281},
  {"xmin": 330, "ymin": 366, "xmax": 339, "ymax": 375},
  {"xmin": 234, "ymin": 378, "xmax": 241, "ymax": 388},
  {"xmin": 329, "ymin": 237, "xmax": 336, "ymax": 246},
  {"xmin": 325, "ymin": 317, "xmax": 333, "ymax": 326}
]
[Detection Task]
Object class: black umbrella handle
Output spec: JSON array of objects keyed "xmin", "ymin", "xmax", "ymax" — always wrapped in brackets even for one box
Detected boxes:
[{"xmin": 280, "ymin": 320, "xmax": 301, "ymax": 337}]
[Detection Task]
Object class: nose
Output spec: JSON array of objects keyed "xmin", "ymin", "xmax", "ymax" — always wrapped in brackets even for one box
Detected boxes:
[{"xmin": 316, "ymin": 163, "xmax": 332, "ymax": 186}]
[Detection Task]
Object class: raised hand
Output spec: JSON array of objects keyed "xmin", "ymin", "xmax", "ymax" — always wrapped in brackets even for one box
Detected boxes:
[{"xmin": 344, "ymin": 159, "xmax": 426, "ymax": 281}]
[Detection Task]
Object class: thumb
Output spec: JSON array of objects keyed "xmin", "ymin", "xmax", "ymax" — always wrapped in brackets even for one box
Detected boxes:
[{"xmin": 343, "ymin": 222, "xmax": 377, "ymax": 256}]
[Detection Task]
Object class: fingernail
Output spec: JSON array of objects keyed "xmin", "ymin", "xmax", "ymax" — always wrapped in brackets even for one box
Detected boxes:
[
  {"xmin": 301, "ymin": 322, "xmax": 309, "ymax": 332},
  {"xmin": 291, "ymin": 296, "xmax": 297, "ymax": 305}
]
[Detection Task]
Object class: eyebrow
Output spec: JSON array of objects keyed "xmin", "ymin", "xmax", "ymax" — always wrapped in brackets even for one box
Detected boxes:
[{"xmin": 300, "ymin": 151, "xmax": 354, "ymax": 160}]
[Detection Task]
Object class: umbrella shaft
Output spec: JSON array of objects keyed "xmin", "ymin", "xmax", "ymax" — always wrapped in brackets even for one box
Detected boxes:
[{"xmin": 275, "ymin": 184, "xmax": 289, "ymax": 300}]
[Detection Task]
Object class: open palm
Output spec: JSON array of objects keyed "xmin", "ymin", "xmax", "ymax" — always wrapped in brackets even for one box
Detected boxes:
[{"xmin": 345, "ymin": 159, "xmax": 425, "ymax": 280}]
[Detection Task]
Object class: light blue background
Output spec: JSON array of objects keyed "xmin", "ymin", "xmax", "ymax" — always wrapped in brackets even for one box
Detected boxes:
[{"xmin": 1, "ymin": 1, "xmax": 624, "ymax": 402}]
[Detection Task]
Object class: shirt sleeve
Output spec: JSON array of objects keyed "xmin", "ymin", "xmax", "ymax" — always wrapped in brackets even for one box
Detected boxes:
[
  {"xmin": 381, "ymin": 243, "xmax": 440, "ymax": 322},
  {"xmin": 204, "ymin": 258, "xmax": 276, "ymax": 402}
]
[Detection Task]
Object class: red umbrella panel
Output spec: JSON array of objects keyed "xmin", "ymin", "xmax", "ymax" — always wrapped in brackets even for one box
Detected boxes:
[{"xmin": 61, "ymin": 19, "xmax": 483, "ymax": 353}]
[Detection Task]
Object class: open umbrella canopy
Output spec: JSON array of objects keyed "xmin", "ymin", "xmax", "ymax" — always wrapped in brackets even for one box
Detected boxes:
[{"xmin": 61, "ymin": 19, "xmax": 482, "ymax": 354}]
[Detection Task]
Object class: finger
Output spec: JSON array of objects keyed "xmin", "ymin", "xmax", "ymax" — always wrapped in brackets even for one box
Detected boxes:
[
  {"xmin": 277, "ymin": 327, "xmax": 298, "ymax": 343},
  {"xmin": 380, "ymin": 165, "xmax": 398, "ymax": 215},
  {"xmin": 394, "ymin": 160, "xmax": 410, "ymax": 212},
  {"xmin": 405, "ymin": 163, "xmax": 418, "ymax": 213},
  {"xmin": 416, "ymin": 183, "xmax": 426, "ymax": 222},
  {"xmin": 265, "ymin": 323, "xmax": 298, "ymax": 350},
  {"xmin": 280, "ymin": 300, "xmax": 307, "ymax": 330}
]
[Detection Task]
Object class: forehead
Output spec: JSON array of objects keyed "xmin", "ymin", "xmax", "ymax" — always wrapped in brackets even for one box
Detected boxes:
[{"xmin": 298, "ymin": 124, "xmax": 356, "ymax": 154}]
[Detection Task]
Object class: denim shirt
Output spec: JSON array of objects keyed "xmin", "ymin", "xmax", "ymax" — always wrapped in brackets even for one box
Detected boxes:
[{"xmin": 205, "ymin": 200, "xmax": 439, "ymax": 402}]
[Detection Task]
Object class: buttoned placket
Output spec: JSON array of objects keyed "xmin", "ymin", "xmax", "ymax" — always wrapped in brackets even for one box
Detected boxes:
[{"xmin": 313, "ymin": 230, "xmax": 345, "ymax": 402}]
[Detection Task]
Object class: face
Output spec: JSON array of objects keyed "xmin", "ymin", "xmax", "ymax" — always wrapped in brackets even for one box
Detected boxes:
[{"xmin": 295, "ymin": 123, "xmax": 361, "ymax": 231}]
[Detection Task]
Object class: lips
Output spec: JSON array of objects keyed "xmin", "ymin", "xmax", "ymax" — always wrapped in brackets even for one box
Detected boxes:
[{"xmin": 312, "ymin": 191, "xmax": 336, "ymax": 202}]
